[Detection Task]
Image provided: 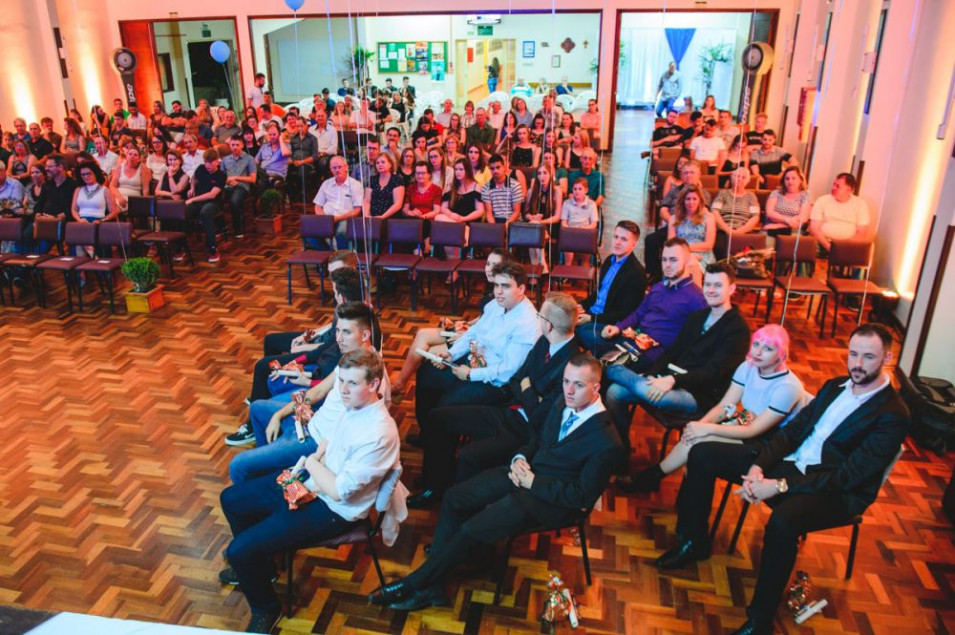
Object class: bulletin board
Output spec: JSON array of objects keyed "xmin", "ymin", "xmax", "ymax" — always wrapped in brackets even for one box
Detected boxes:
[{"xmin": 377, "ymin": 41, "xmax": 448, "ymax": 79}]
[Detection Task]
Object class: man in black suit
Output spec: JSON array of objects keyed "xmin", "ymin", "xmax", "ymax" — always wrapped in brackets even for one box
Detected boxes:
[
  {"xmin": 407, "ymin": 292, "xmax": 581, "ymax": 508},
  {"xmin": 657, "ymin": 324, "xmax": 909, "ymax": 635},
  {"xmin": 576, "ymin": 221, "xmax": 647, "ymax": 354},
  {"xmin": 370, "ymin": 353, "xmax": 625, "ymax": 610}
]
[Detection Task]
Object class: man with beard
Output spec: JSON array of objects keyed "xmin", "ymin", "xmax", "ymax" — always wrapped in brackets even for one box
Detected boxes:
[{"xmin": 655, "ymin": 323, "xmax": 909, "ymax": 635}]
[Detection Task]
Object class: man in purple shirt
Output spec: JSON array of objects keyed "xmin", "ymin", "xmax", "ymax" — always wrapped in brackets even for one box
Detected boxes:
[{"xmin": 590, "ymin": 238, "xmax": 705, "ymax": 360}]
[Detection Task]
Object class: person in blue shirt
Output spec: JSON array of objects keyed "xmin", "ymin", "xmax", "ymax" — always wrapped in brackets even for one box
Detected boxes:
[{"xmin": 576, "ymin": 220, "xmax": 646, "ymax": 353}]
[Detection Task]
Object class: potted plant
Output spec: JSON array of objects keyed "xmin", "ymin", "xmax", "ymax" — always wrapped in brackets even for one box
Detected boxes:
[
  {"xmin": 121, "ymin": 257, "xmax": 164, "ymax": 313},
  {"xmin": 256, "ymin": 188, "xmax": 284, "ymax": 235},
  {"xmin": 340, "ymin": 46, "xmax": 376, "ymax": 82},
  {"xmin": 698, "ymin": 42, "xmax": 733, "ymax": 101}
]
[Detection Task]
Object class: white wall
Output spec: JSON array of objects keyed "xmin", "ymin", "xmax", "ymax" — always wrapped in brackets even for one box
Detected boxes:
[{"xmin": 153, "ymin": 20, "xmax": 239, "ymax": 108}]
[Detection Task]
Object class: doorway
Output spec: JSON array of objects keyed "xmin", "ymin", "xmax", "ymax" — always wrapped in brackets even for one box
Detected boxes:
[
  {"xmin": 187, "ymin": 40, "xmax": 238, "ymax": 108},
  {"xmin": 454, "ymin": 38, "xmax": 515, "ymax": 104}
]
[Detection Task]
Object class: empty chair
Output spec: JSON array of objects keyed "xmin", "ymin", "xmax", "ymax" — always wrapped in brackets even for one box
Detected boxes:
[
  {"xmin": 138, "ymin": 200, "xmax": 194, "ymax": 276},
  {"xmin": 126, "ymin": 195, "xmax": 156, "ymax": 241},
  {"xmin": 0, "ymin": 218, "xmax": 60, "ymax": 304},
  {"xmin": 76, "ymin": 222, "xmax": 133, "ymax": 313},
  {"xmin": 827, "ymin": 240, "xmax": 882, "ymax": 336},
  {"xmin": 344, "ymin": 217, "xmax": 383, "ymax": 271},
  {"xmin": 286, "ymin": 214, "xmax": 336, "ymax": 304},
  {"xmin": 548, "ymin": 227, "xmax": 600, "ymax": 293},
  {"xmin": 507, "ymin": 222, "xmax": 547, "ymax": 305},
  {"xmin": 373, "ymin": 218, "xmax": 424, "ymax": 310},
  {"xmin": 773, "ymin": 235, "xmax": 830, "ymax": 337},
  {"xmin": 415, "ymin": 221, "xmax": 467, "ymax": 314},
  {"xmin": 37, "ymin": 222, "xmax": 97, "ymax": 314},
  {"xmin": 456, "ymin": 222, "xmax": 506, "ymax": 296}
]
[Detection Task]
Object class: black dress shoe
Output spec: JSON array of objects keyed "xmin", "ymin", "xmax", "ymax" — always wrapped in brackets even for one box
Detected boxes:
[
  {"xmin": 244, "ymin": 609, "xmax": 281, "ymax": 633},
  {"xmin": 656, "ymin": 538, "xmax": 711, "ymax": 570},
  {"xmin": 618, "ymin": 464, "xmax": 664, "ymax": 493},
  {"xmin": 369, "ymin": 579, "xmax": 412, "ymax": 605},
  {"xmin": 406, "ymin": 489, "xmax": 442, "ymax": 509},
  {"xmin": 387, "ymin": 585, "xmax": 448, "ymax": 611},
  {"xmin": 729, "ymin": 617, "xmax": 773, "ymax": 635}
]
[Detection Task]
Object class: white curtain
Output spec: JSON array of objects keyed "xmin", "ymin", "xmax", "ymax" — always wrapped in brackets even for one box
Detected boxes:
[{"xmin": 617, "ymin": 27, "xmax": 739, "ymax": 110}]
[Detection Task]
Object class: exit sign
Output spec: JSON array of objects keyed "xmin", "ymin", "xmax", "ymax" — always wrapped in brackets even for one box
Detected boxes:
[{"xmin": 477, "ymin": 25, "xmax": 493, "ymax": 35}]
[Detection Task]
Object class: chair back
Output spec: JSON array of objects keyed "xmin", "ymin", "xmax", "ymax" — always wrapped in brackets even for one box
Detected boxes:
[
  {"xmin": 700, "ymin": 174, "xmax": 719, "ymax": 189},
  {"xmin": 763, "ymin": 174, "xmax": 782, "ymax": 191},
  {"xmin": 97, "ymin": 222, "xmax": 133, "ymax": 248},
  {"xmin": 754, "ymin": 189, "xmax": 771, "ymax": 211},
  {"xmin": 557, "ymin": 227, "xmax": 599, "ymax": 255},
  {"xmin": 775, "ymin": 235, "xmax": 817, "ymax": 265},
  {"xmin": 467, "ymin": 222, "xmax": 506, "ymax": 249},
  {"xmin": 508, "ymin": 222, "xmax": 544, "ymax": 249},
  {"xmin": 384, "ymin": 218, "xmax": 423, "ymax": 246},
  {"xmin": 0, "ymin": 218, "xmax": 24, "ymax": 242},
  {"xmin": 33, "ymin": 218, "xmax": 61, "ymax": 243},
  {"xmin": 828, "ymin": 240, "xmax": 874, "ymax": 270},
  {"xmin": 127, "ymin": 196, "xmax": 155, "ymax": 223},
  {"xmin": 658, "ymin": 147, "xmax": 683, "ymax": 164},
  {"xmin": 728, "ymin": 232, "xmax": 768, "ymax": 256},
  {"xmin": 429, "ymin": 221, "xmax": 466, "ymax": 249},
  {"xmin": 882, "ymin": 445, "xmax": 905, "ymax": 486},
  {"xmin": 300, "ymin": 214, "xmax": 336, "ymax": 240},
  {"xmin": 375, "ymin": 464, "xmax": 403, "ymax": 514},
  {"xmin": 64, "ymin": 221, "xmax": 97, "ymax": 246},
  {"xmin": 345, "ymin": 217, "xmax": 383, "ymax": 244},
  {"xmin": 155, "ymin": 200, "xmax": 187, "ymax": 223}
]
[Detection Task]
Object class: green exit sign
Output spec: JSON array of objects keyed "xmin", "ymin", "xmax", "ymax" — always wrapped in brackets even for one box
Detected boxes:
[{"xmin": 477, "ymin": 25, "xmax": 493, "ymax": 36}]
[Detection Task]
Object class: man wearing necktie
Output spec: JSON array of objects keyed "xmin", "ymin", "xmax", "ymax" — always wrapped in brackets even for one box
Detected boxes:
[{"xmin": 370, "ymin": 353, "xmax": 625, "ymax": 611}]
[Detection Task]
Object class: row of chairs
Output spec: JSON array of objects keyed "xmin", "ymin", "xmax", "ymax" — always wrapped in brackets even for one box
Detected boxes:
[{"xmin": 287, "ymin": 216, "xmax": 601, "ymax": 313}]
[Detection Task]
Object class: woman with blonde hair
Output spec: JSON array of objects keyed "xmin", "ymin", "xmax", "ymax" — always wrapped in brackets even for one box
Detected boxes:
[
  {"xmin": 563, "ymin": 129, "xmax": 591, "ymax": 171},
  {"xmin": 764, "ymin": 165, "xmax": 811, "ymax": 236},
  {"xmin": 667, "ymin": 184, "xmax": 715, "ymax": 285},
  {"xmin": 110, "ymin": 143, "xmax": 151, "ymax": 210}
]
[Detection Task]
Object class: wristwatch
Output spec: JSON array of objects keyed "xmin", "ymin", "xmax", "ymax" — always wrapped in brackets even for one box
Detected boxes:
[{"xmin": 775, "ymin": 478, "xmax": 789, "ymax": 494}]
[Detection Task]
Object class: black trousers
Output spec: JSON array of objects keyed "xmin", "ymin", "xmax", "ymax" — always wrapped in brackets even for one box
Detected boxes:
[
  {"xmin": 644, "ymin": 226, "xmax": 668, "ymax": 283},
  {"xmin": 421, "ymin": 404, "xmax": 531, "ymax": 491},
  {"xmin": 414, "ymin": 359, "xmax": 507, "ymax": 442},
  {"xmin": 403, "ymin": 466, "xmax": 541, "ymax": 592},
  {"xmin": 676, "ymin": 442, "xmax": 854, "ymax": 623}
]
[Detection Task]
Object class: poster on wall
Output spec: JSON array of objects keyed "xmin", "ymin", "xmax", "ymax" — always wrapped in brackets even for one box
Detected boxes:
[
  {"xmin": 431, "ymin": 60, "xmax": 446, "ymax": 81},
  {"xmin": 522, "ymin": 41, "xmax": 535, "ymax": 58}
]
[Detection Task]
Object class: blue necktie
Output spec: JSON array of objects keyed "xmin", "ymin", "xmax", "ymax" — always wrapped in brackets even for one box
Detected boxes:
[{"xmin": 558, "ymin": 413, "xmax": 578, "ymax": 442}]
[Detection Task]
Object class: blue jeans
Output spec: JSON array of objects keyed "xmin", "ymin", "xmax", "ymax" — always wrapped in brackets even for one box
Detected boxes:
[
  {"xmin": 248, "ymin": 393, "xmax": 297, "ymax": 445},
  {"xmin": 221, "ymin": 472, "xmax": 356, "ymax": 613},
  {"xmin": 604, "ymin": 364, "xmax": 699, "ymax": 444},
  {"xmin": 487, "ymin": 77, "xmax": 498, "ymax": 93},
  {"xmin": 575, "ymin": 322, "xmax": 614, "ymax": 357},
  {"xmin": 229, "ymin": 423, "xmax": 318, "ymax": 484},
  {"xmin": 655, "ymin": 96, "xmax": 677, "ymax": 118}
]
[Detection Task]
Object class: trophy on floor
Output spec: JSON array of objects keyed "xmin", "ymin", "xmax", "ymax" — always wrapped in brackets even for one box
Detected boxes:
[{"xmin": 786, "ymin": 571, "xmax": 828, "ymax": 624}]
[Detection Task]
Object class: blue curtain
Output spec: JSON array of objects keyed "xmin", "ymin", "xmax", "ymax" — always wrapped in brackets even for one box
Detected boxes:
[{"xmin": 664, "ymin": 28, "xmax": 696, "ymax": 69}]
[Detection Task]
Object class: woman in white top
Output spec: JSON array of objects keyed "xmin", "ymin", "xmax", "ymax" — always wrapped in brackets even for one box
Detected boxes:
[
  {"xmin": 627, "ymin": 325, "xmax": 806, "ymax": 493},
  {"xmin": 110, "ymin": 144, "xmax": 150, "ymax": 210},
  {"xmin": 428, "ymin": 148, "xmax": 454, "ymax": 194},
  {"xmin": 72, "ymin": 161, "xmax": 118, "ymax": 224},
  {"xmin": 145, "ymin": 135, "xmax": 169, "ymax": 187}
]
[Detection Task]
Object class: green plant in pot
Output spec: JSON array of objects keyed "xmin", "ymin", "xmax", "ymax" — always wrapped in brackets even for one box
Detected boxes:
[
  {"xmin": 259, "ymin": 188, "xmax": 283, "ymax": 218},
  {"xmin": 121, "ymin": 257, "xmax": 164, "ymax": 313}
]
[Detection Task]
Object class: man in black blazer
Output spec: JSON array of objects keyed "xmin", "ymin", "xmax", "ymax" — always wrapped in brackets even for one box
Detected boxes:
[
  {"xmin": 605, "ymin": 262, "xmax": 750, "ymax": 452},
  {"xmin": 370, "ymin": 353, "xmax": 626, "ymax": 610},
  {"xmin": 576, "ymin": 221, "xmax": 647, "ymax": 353},
  {"xmin": 657, "ymin": 324, "xmax": 910, "ymax": 635},
  {"xmin": 407, "ymin": 292, "xmax": 581, "ymax": 508}
]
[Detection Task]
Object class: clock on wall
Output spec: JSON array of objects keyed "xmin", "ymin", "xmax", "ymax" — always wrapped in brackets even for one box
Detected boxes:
[{"xmin": 111, "ymin": 47, "xmax": 139, "ymax": 108}]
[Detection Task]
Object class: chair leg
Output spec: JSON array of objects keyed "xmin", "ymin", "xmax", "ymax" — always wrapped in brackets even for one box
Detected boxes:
[
  {"xmin": 366, "ymin": 540, "xmax": 386, "ymax": 588},
  {"xmin": 285, "ymin": 550, "xmax": 295, "ymax": 618},
  {"xmin": 63, "ymin": 271, "xmax": 74, "ymax": 314},
  {"xmin": 410, "ymin": 271, "xmax": 418, "ymax": 311},
  {"xmin": 107, "ymin": 273, "xmax": 116, "ymax": 313},
  {"xmin": 831, "ymin": 294, "xmax": 840, "ymax": 337},
  {"xmin": 77, "ymin": 272, "xmax": 84, "ymax": 311},
  {"xmin": 302, "ymin": 264, "xmax": 312, "ymax": 290},
  {"xmin": 493, "ymin": 537, "xmax": 515, "ymax": 605},
  {"xmin": 318, "ymin": 265, "xmax": 326, "ymax": 305},
  {"xmin": 578, "ymin": 521, "xmax": 592, "ymax": 585},
  {"xmin": 819, "ymin": 295, "xmax": 828, "ymax": 339},
  {"xmin": 845, "ymin": 522, "xmax": 860, "ymax": 580},
  {"xmin": 287, "ymin": 264, "xmax": 293, "ymax": 304},
  {"xmin": 727, "ymin": 501, "xmax": 750, "ymax": 555},
  {"xmin": 659, "ymin": 428, "xmax": 673, "ymax": 460},
  {"xmin": 449, "ymin": 274, "xmax": 458, "ymax": 315},
  {"xmin": 710, "ymin": 482, "xmax": 734, "ymax": 543}
]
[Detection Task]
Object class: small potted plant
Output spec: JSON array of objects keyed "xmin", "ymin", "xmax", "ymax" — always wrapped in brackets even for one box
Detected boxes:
[
  {"xmin": 121, "ymin": 257, "xmax": 164, "ymax": 313},
  {"xmin": 256, "ymin": 188, "xmax": 285, "ymax": 235}
]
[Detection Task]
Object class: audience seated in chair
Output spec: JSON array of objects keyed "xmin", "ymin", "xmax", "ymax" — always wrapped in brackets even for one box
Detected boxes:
[
  {"xmin": 748, "ymin": 129, "xmax": 792, "ymax": 189},
  {"xmin": 808, "ymin": 172, "xmax": 870, "ymax": 253},
  {"xmin": 369, "ymin": 353, "xmax": 625, "ymax": 612},
  {"xmin": 407, "ymin": 291, "xmax": 580, "ymax": 508},
  {"xmin": 604, "ymin": 262, "xmax": 750, "ymax": 456},
  {"xmin": 575, "ymin": 220, "xmax": 646, "ymax": 353},
  {"xmin": 285, "ymin": 115, "xmax": 319, "ymax": 206},
  {"xmin": 584, "ymin": 238, "xmax": 705, "ymax": 360},
  {"xmin": 185, "ymin": 148, "xmax": 226, "ymax": 263},
  {"xmin": 711, "ymin": 167, "xmax": 761, "ymax": 260},
  {"xmin": 220, "ymin": 349, "xmax": 400, "ymax": 634},
  {"xmin": 655, "ymin": 324, "xmax": 909, "ymax": 635},
  {"xmin": 313, "ymin": 156, "xmax": 363, "ymax": 250},
  {"xmin": 255, "ymin": 123, "xmax": 290, "ymax": 189},
  {"xmin": 221, "ymin": 136, "xmax": 257, "ymax": 239},
  {"xmin": 646, "ymin": 159, "xmax": 713, "ymax": 282},
  {"xmin": 481, "ymin": 154, "xmax": 524, "ymax": 225},
  {"xmin": 411, "ymin": 262, "xmax": 539, "ymax": 449},
  {"xmin": 628, "ymin": 324, "xmax": 805, "ymax": 493}
]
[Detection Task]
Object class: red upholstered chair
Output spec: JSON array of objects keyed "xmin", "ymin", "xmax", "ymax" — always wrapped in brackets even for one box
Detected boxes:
[
  {"xmin": 137, "ymin": 200, "xmax": 194, "ymax": 276},
  {"xmin": 76, "ymin": 222, "xmax": 133, "ymax": 313},
  {"xmin": 415, "ymin": 221, "xmax": 467, "ymax": 314},
  {"xmin": 773, "ymin": 235, "xmax": 830, "ymax": 337},
  {"xmin": 457, "ymin": 222, "xmax": 507, "ymax": 297},
  {"xmin": 549, "ymin": 227, "xmax": 600, "ymax": 294},
  {"xmin": 507, "ymin": 222, "xmax": 547, "ymax": 305},
  {"xmin": 826, "ymin": 240, "xmax": 882, "ymax": 336},
  {"xmin": 374, "ymin": 218, "xmax": 424, "ymax": 310},
  {"xmin": 36, "ymin": 222, "xmax": 97, "ymax": 314},
  {"xmin": 286, "ymin": 214, "xmax": 336, "ymax": 304}
]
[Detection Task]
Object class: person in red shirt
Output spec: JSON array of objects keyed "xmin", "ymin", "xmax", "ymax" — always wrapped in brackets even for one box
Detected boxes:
[{"xmin": 403, "ymin": 161, "xmax": 443, "ymax": 253}]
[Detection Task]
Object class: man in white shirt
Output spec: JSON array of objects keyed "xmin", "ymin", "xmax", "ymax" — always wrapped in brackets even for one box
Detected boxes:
[
  {"xmin": 716, "ymin": 110, "xmax": 741, "ymax": 148},
  {"xmin": 486, "ymin": 100, "xmax": 505, "ymax": 129},
  {"xmin": 314, "ymin": 156, "xmax": 363, "ymax": 249},
  {"xmin": 220, "ymin": 348, "xmax": 399, "ymax": 633},
  {"xmin": 246, "ymin": 73, "xmax": 267, "ymax": 109},
  {"xmin": 307, "ymin": 109, "xmax": 339, "ymax": 180},
  {"xmin": 179, "ymin": 134, "xmax": 203, "ymax": 179},
  {"xmin": 411, "ymin": 262, "xmax": 541, "ymax": 448},
  {"xmin": 657, "ymin": 324, "xmax": 909, "ymax": 635},
  {"xmin": 350, "ymin": 98, "xmax": 377, "ymax": 134},
  {"xmin": 370, "ymin": 353, "xmax": 625, "ymax": 611},
  {"xmin": 809, "ymin": 172, "xmax": 870, "ymax": 251},
  {"xmin": 92, "ymin": 135, "xmax": 119, "ymax": 178},
  {"xmin": 688, "ymin": 118, "xmax": 725, "ymax": 164},
  {"xmin": 435, "ymin": 99, "xmax": 454, "ymax": 128},
  {"xmin": 125, "ymin": 104, "xmax": 148, "ymax": 131}
]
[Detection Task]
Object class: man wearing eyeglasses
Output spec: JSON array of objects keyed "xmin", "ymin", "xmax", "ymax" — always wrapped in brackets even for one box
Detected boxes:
[{"xmin": 407, "ymin": 292, "xmax": 580, "ymax": 509}]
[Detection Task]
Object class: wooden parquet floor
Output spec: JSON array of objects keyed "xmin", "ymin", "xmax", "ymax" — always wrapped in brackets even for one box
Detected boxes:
[{"xmin": 1, "ymin": 114, "xmax": 953, "ymax": 634}]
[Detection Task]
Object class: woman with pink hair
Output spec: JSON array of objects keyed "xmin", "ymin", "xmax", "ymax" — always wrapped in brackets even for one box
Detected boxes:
[{"xmin": 628, "ymin": 324, "xmax": 806, "ymax": 493}]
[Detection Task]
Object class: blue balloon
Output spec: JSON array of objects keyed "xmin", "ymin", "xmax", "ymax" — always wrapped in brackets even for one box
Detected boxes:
[
  {"xmin": 210, "ymin": 40, "xmax": 230, "ymax": 64},
  {"xmin": 285, "ymin": 0, "xmax": 305, "ymax": 10}
]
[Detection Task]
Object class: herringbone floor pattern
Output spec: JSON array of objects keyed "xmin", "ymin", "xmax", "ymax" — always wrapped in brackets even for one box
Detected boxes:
[{"xmin": 0, "ymin": 111, "xmax": 952, "ymax": 634}]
